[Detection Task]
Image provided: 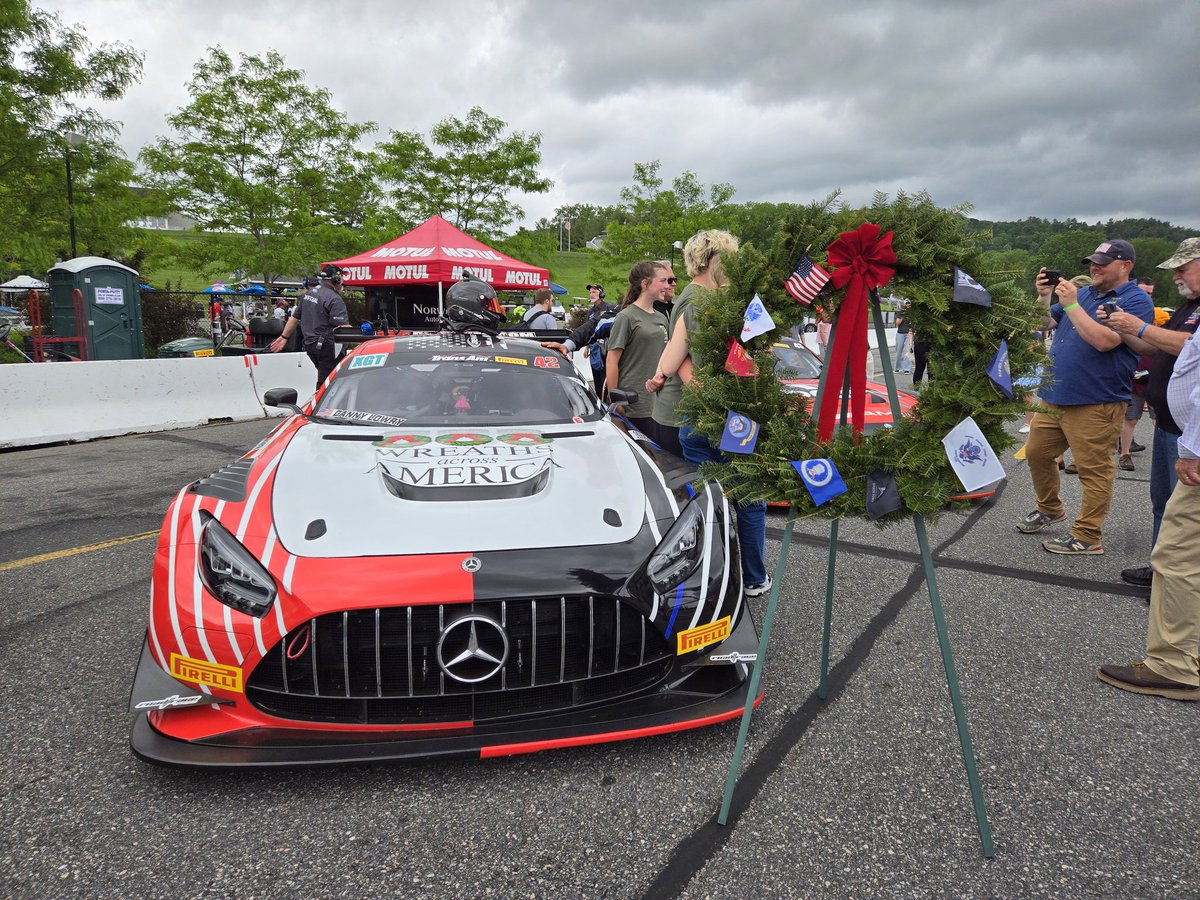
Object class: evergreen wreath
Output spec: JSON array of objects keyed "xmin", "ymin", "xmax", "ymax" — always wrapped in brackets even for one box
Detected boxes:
[{"xmin": 676, "ymin": 191, "xmax": 1047, "ymax": 523}]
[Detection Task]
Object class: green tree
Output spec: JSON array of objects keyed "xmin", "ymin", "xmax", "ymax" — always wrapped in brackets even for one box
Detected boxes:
[
  {"xmin": 536, "ymin": 203, "xmax": 622, "ymax": 249},
  {"xmin": 139, "ymin": 47, "xmax": 377, "ymax": 284},
  {"xmin": 374, "ymin": 106, "xmax": 552, "ymax": 239},
  {"xmin": 0, "ymin": 1, "xmax": 147, "ymax": 275},
  {"xmin": 593, "ymin": 161, "xmax": 735, "ymax": 287}
]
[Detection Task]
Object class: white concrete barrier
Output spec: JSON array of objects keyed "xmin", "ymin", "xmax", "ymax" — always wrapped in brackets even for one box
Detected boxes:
[
  {"xmin": 244, "ymin": 352, "xmax": 318, "ymax": 410},
  {"xmin": 0, "ymin": 352, "xmax": 316, "ymax": 450}
]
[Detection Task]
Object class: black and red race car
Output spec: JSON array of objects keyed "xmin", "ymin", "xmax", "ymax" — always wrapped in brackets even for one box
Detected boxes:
[{"xmin": 129, "ymin": 331, "xmax": 759, "ymax": 767}]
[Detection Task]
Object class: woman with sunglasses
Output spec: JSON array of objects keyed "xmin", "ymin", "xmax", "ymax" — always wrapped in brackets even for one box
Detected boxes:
[{"xmin": 605, "ymin": 260, "xmax": 672, "ymax": 436}]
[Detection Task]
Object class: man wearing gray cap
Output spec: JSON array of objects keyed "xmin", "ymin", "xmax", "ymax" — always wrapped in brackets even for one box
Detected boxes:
[
  {"xmin": 1099, "ymin": 238, "xmax": 1200, "ymax": 700},
  {"xmin": 1018, "ymin": 239, "xmax": 1154, "ymax": 554},
  {"xmin": 1102, "ymin": 237, "xmax": 1200, "ymax": 587}
]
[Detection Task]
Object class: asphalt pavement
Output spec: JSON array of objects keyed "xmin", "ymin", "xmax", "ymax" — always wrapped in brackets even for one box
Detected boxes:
[{"xmin": 1, "ymin": 416, "xmax": 1196, "ymax": 899}]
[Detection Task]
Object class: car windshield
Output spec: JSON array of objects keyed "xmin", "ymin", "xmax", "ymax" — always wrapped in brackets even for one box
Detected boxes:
[
  {"xmin": 772, "ymin": 343, "xmax": 822, "ymax": 379},
  {"xmin": 315, "ymin": 359, "xmax": 603, "ymax": 427}
]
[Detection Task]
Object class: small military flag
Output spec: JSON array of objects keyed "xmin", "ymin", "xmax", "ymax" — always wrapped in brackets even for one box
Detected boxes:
[
  {"xmin": 784, "ymin": 254, "xmax": 831, "ymax": 305},
  {"xmin": 986, "ymin": 339, "xmax": 1013, "ymax": 398},
  {"xmin": 724, "ymin": 338, "xmax": 759, "ymax": 377},
  {"xmin": 718, "ymin": 411, "xmax": 760, "ymax": 454},
  {"xmin": 791, "ymin": 458, "xmax": 848, "ymax": 506},
  {"xmin": 866, "ymin": 470, "xmax": 902, "ymax": 520},
  {"xmin": 740, "ymin": 293, "xmax": 776, "ymax": 342},
  {"xmin": 942, "ymin": 416, "xmax": 1006, "ymax": 493},
  {"xmin": 952, "ymin": 268, "xmax": 993, "ymax": 307}
]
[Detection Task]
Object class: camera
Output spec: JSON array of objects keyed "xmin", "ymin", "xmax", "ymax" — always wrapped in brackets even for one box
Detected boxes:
[
  {"xmin": 1101, "ymin": 300, "xmax": 1120, "ymax": 315},
  {"xmin": 1042, "ymin": 269, "xmax": 1063, "ymax": 287}
]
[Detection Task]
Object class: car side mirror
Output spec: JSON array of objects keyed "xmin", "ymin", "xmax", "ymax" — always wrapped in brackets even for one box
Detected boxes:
[
  {"xmin": 608, "ymin": 388, "xmax": 638, "ymax": 405},
  {"xmin": 264, "ymin": 388, "xmax": 298, "ymax": 408}
]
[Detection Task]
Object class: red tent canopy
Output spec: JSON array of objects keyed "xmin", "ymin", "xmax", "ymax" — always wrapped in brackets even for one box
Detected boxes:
[{"xmin": 326, "ymin": 215, "xmax": 549, "ymax": 291}]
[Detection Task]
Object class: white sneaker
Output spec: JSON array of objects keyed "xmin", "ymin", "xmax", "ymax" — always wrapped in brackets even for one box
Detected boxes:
[
  {"xmin": 1019, "ymin": 424, "xmax": 1031, "ymax": 434},
  {"xmin": 744, "ymin": 575, "xmax": 772, "ymax": 598}
]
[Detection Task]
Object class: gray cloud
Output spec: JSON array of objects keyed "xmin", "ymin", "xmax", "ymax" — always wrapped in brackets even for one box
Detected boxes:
[{"xmin": 40, "ymin": 0, "xmax": 1200, "ymax": 229}]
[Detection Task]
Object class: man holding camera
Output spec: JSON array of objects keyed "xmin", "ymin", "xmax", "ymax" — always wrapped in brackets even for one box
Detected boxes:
[{"xmin": 1017, "ymin": 239, "xmax": 1153, "ymax": 554}]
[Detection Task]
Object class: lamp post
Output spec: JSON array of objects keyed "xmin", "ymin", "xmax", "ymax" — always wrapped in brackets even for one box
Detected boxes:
[
  {"xmin": 62, "ymin": 132, "xmax": 85, "ymax": 260},
  {"xmin": 669, "ymin": 240, "xmax": 683, "ymax": 271}
]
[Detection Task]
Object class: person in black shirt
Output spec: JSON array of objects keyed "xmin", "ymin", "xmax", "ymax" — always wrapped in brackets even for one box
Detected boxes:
[{"xmin": 1102, "ymin": 237, "xmax": 1200, "ymax": 586}]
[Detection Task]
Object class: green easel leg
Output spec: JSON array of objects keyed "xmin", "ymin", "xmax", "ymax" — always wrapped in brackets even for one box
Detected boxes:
[
  {"xmin": 717, "ymin": 512, "xmax": 797, "ymax": 826},
  {"xmin": 818, "ymin": 519, "xmax": 838, "ymax": 700},
  {"xmin": 913, "ymin": 514, "xmax": 995, "ymax": 858}
]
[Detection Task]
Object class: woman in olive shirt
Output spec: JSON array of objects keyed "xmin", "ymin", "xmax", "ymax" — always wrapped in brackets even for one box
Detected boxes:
[
  {"xmin": 642, "ymin": 230, "xmax": 771, "ymax": 597},
  {"xmin": 605, "ymin": 260, "xmax": 671, "ymax": 435}
]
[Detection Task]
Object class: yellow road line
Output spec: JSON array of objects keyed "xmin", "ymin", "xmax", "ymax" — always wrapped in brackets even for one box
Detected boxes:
[{"xmin": 0, "ymin": 530, "xmax": 159, "ymax": 572}]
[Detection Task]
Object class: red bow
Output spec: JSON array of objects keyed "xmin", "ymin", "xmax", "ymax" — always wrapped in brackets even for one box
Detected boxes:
[{"xmin": 818, "ymin": 223, "xmax": 896, "ymax": 442}]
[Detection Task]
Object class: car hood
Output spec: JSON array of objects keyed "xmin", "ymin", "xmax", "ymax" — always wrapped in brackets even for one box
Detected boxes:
[{"xmin": 271, "ymin": 423, "xmax": 652, "ymax": 557}]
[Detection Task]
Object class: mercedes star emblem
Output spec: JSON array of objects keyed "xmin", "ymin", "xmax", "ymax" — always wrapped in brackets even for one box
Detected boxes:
[
  {"xmin": 436, "ymin": 615, "xmax": 509, "ymax": 684},
  {"xmin": 462, "ymin": 556, "xmax": 482, "ymax": 573}
]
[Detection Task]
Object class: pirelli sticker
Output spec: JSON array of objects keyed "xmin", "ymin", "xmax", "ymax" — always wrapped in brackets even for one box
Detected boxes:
[
  {"xmin": 676, "ymin": 616, "xmax": 732, "ymax": 655},
  {"xmin": 493, "ymin": 355, "xmax": 527, "ymax": 366},
  {"xmin": 170, "ymin": 653, "xmax": 243, "ymax": 693}
]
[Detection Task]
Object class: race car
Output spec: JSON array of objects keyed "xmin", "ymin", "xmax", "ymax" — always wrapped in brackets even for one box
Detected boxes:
[
  {"xmin": 129, "ymin": 331, "xmax": 759, "ymax": 767},
  {"xmin": 771, "ymin": 337, "xmax": 995, "ymax": 504},
  {"xmin": 772, "ymin": 336, "xmax": 918, "ymax": 431}
]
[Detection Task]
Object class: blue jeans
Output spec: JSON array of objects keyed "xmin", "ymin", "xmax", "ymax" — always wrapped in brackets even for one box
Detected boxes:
[
  {"xmin": 893, "ymin": 332, "xmax": 911, "ymax": 373},
  {"xmin": 678, "ymin": 425, "xmax": 768, "ymax": 586},
  {"xmin": 1150, "ymin": 425, "xmax": 1180, "ymax": 546}
]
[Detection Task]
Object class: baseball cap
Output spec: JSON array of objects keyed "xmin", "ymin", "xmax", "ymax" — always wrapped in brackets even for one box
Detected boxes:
[
  {"xmin": 1082, "ymin": 239, "xmax": 1135, "ymax": 266},
  {"xmin": 586, "ymin": 283, "xmax": 603, "ymax": 291},
  {"xmin": 1156, "ymin": 236, "xmax": 1200, "ymax": 270}
]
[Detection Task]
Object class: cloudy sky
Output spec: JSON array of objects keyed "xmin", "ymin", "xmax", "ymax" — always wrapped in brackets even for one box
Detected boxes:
[{"xmin": 41, "ymin": 0, "xmax": 1200, "ymax": 230}]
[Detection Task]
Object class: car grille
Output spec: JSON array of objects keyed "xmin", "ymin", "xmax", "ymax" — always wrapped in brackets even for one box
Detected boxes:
[{"xmin": 246, "ymin": 597, "xmax": 673, "ymax": 725}]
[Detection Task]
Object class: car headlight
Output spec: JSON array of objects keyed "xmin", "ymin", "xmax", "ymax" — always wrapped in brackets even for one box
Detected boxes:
[
  {"xmin": 198, "ymin": 515, "xmax": 277, "ymax": 618},
  {"xmin": 647, "ymin": 499, "xmax": 706, "ymax": 595}
]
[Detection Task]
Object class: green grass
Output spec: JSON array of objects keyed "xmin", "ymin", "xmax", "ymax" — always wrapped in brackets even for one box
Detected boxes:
[{"xmin": 547, "ymin": 250, "xmax": 597, "ymax": 301}]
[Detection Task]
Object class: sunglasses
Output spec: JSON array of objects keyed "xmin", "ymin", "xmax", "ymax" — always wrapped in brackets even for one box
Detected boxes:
[{"xmin": 666, "ymin": 277, "xmax": 677, "ymax": 285}]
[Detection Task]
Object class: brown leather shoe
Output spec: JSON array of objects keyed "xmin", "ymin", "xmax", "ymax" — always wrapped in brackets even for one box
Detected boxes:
[
  {"xmin": 1098, "ymin": 662, "xmax": 1200, "ymax": 700},
  {"xmin": 1118, "ymin": 454, "xmax": 1135, "ymax": 471}
]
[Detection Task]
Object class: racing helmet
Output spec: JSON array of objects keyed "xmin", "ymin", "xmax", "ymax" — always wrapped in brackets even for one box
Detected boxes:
[
  {"xmin": 318, "ymin": 263, "xmax": 344, "ymax": 286},
  {"xmin": 445, "ymin": 274, "xmax": 497, "ymax": 314}
]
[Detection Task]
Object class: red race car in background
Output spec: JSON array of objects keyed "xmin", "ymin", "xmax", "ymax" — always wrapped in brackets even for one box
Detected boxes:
[{"xmin": 771, "ymin": 336, "xmax": 918, "ymax": 431}]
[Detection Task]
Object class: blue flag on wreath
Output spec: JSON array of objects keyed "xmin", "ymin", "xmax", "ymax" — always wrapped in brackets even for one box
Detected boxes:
[
  {"xmin": 719, "ymin": 411, "xmax": 760, "ymax": 454},
  {"xmin": 986, "ymin": 340, "xmax": 1013, "ymax": 398},
  {"xmin": 791, "ymin": 458, "xmax": 848, "ymax": 506}
]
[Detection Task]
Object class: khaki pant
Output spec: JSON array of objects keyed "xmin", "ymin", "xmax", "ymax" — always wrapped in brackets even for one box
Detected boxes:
[
  {"xmin": 1145, "ymin": 479, "xmax": 1200, "ymax": 685},
  {"xmin": 1026, "ymin": 401, "xmax": 1124, "ymax": 544}
]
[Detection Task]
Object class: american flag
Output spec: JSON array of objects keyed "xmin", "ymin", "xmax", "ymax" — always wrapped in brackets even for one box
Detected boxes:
[{"xmin": 784, "ymin": 254, "xmax": 830, "ymax": 305}]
